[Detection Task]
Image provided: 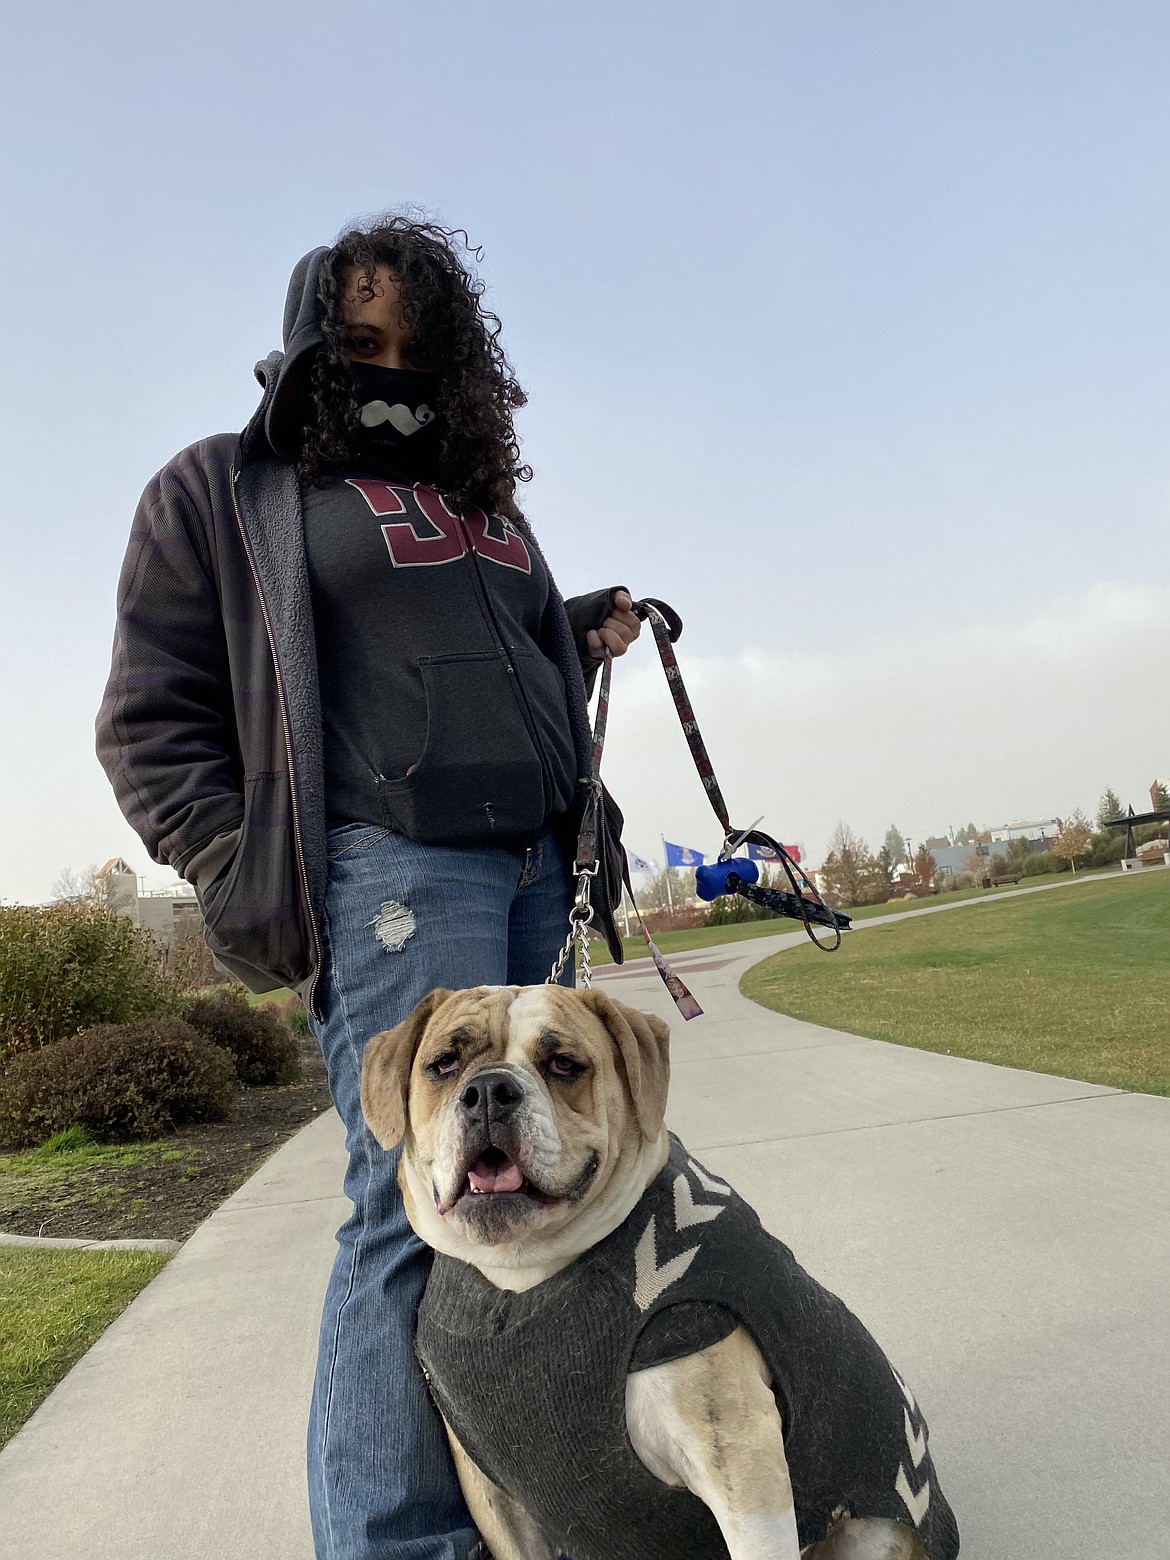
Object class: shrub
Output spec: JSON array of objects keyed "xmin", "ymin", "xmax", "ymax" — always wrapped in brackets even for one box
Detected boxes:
[
  {"xmin": 257, "ymin": 993, "xmax": 313, "ymax": 1040},
  {"xmin": 0, "ymin": 903, "xmax": 180, "ymax": 1065},
  {"xmin": 1088, "ymin": 832, "xmax": 1126, "ymax": 868},
  {"xmin": 166, "ymin": 930, "xmax": 235, "ymax": 989},
  {"xmin": 640, "ymin": 905, "xmax": 708, "ymax": 934},
  {"xmin": 705, "ymin": 894, "xmax": 773, "ymax": 926},
  {"xmin": 0, "ymin": 1020, "xmax": 237, "ymax": 1149},
  {"xmin": 1020, "ymin": 851, "xmax": 1066, "ymax": 878},
  {"xmin": 183, "ymin": 989, "xmax": 300, "ymax": 1086},
  {"xmin": 283, "ymin": 1001, "xmax": 312, "ymax": 1040}
]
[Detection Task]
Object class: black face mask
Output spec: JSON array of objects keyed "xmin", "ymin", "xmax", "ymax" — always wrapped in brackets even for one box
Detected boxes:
[{"xmin": 349, "ymin": 362, "xmax": 442, "ymax": 476}]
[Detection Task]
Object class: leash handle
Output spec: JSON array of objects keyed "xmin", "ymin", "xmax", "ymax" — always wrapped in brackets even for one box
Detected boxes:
[
  {"xmin": 632, "ymin": 599, "xmax": 847, "ymax": 952},
  {"xmin": 633, "ymin": 601, "xmax": 732, "ymax": 836}
]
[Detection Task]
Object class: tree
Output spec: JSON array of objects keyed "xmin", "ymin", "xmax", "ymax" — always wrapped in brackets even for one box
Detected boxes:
[
  {"xmin": 1005, "ymin": 836, "xmax": 1030, "ymax": 868},
  {"xmin": 1052, "ymin": 811, "xmax": 1093, "ymax": 874},
  {"xmin": 1096, "ymin": 788, "xmax": 1124, "ymax": 829},
  {"xmin": 820, "ymin": 823, "xmax": 893, "ymax": 907},
  {"xmin": 910, "ymin": 845, "xmax": 938, "ymax": 895},
  {"xmin": 1152, "ymin": 780, "xmax": 1170, "ymax": 812},
  {"xmin": 640, "ymin": 866, "xmax": 691, "ymax": 916},
  {"xmin": 872, "ymin": 845, "xmax": 895, "ymax": 901},
  {"xmin": 49, "ymin": 865, "xmax": 100, "ymax": 905},
  {"xmin": 882, "ymin": 826, "xmax": 906, "ymax": 866}
]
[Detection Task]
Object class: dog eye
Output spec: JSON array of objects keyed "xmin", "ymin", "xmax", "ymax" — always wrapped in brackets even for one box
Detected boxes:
[
  {"xmin": 427, "ymin": 1051, "xmax": 460, "ymax": 1079},
  {"xmin": 546, "ymin": 1054, "xmax": 586, "ymax": 1081}
]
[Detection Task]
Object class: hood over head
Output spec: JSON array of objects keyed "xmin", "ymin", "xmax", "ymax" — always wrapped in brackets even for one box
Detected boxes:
[{"xmin": 261, "ymin": 246, "xmax": 332, "ymax": 461}]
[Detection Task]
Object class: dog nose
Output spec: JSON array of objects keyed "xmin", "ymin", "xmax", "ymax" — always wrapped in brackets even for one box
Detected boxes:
[{"xmin": 458, "ymin": 1069, "xmax": 522, "ymax": 1123}]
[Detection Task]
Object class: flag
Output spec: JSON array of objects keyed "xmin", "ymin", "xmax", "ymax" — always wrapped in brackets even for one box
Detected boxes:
[
  {"xmin": 628, "ymin": 852, "xmax": 655, "ymax": 873},
  {"xmin": 747, "ymin": 842, "xmax": 802, "ymax": 864},
  {"xmin": 664, "ymin": 841, "xmax": 705, "ymax": 867}
]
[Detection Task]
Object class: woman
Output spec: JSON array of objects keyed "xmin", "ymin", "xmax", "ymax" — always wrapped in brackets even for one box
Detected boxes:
[{"xmin": 97, "ymin": 214, "xmax": 641, "ymax": 1560}]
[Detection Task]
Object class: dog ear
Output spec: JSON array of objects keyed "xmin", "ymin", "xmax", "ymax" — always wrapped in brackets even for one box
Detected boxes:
[
  {"xmin": 360, "ymin": 988, "xmax": 452, "ymax": 1149},
  {"xmin": 578, "ymin": 988, "xmax": 671, "ymax": 1142}
]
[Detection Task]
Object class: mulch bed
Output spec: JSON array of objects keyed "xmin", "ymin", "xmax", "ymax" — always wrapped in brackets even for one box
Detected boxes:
[{"xmin": 0, "ymin": 1040, "xmax": 334, "ymax": 1242}]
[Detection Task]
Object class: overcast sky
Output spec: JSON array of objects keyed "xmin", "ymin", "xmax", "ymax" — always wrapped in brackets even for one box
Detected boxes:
[{"xmin": 2, "ymin": 0, "xmax": 1168, "ymax": 901}]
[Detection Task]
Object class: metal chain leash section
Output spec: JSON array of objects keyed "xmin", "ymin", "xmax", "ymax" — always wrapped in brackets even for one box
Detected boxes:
[{"xmin": 548, "ymin": 864, "xmax": 597, "ymax": 988}]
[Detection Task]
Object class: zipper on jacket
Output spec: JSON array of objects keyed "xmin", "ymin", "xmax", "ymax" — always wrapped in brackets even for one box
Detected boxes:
[{"xmin": 230, "ymin": 467, "xmax": 323, "ymax": 1019}]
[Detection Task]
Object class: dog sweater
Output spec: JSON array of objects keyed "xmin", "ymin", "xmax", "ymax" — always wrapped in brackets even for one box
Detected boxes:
[{"xmin": 416, "ymin": 1134, "xmax": 960, "ymax": 1560}]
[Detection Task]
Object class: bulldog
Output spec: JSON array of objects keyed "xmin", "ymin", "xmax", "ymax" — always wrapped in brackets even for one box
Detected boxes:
[{"xmin": 361, "ymin": 984, "xmax": 960, "ymax": 1560}]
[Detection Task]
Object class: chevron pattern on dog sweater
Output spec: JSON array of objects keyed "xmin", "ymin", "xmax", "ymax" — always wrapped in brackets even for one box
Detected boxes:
[{"xmin": 417, "ymin": 1134, "xmax": 960, "ymax": 1560}]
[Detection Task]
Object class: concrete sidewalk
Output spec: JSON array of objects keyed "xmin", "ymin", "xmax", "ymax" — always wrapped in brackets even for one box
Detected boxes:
[{"xmin": 2, "ymin": 917, "xmax": 1167, "ymax": 1559}]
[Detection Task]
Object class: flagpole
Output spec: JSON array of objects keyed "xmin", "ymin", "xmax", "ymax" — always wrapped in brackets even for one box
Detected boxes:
[{"xmin": 661, "ymin": 836, "xmax": 673, "ymax": 915}]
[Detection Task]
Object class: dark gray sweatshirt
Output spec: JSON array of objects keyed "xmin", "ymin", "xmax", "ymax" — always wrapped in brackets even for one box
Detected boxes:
[{"xmin": 304, "ymin": 471, "xmax": 581, "ymax": 843}]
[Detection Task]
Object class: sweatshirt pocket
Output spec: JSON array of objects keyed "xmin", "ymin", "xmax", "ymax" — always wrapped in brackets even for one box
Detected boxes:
[{"xmin": 375, "ymin": 651, "xmax": 547, "ymax": 842}]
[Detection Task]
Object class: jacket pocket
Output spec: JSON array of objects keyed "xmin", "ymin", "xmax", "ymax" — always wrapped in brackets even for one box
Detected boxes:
[
  {"xmin": 200, "ymin": 772, "xmax": 312, "ymax": 989},
  {"xmin": 375, "ymin": 651, "xmax": 548, "ymax": 843}
]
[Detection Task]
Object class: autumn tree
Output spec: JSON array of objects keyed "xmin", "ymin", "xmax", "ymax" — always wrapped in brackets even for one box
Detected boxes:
[
  {"xmin": 820, "ymin": 823, "xmax": 873, "ymax": 907},
  {"xmin": 821, "ymin": 824, "xmax": 892, "ymax": 907},
  {"xmin": 1052, "ymin": 811, "xmax": 1093, "ymax": 874},
  {"xmin": 964, "ymin": 844, "xmax": 991, "ymax": 876},
  {"xmin": 910, "ymin": 845, "xmax": 939, "ymax": 895}
]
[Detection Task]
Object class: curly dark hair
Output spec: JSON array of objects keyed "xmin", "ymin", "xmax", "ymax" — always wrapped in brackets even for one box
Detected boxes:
[{"xmin": 295, "ymin": 214, "xmax": 531, "ymax": 518}]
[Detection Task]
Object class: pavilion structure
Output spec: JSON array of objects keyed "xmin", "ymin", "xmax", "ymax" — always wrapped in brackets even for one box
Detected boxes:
[{"xmin": 1102, "ymin": 782, "xmax": 1170, "ymax": 867}]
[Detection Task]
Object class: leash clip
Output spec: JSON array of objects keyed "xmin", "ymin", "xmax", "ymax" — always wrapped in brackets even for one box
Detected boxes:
[
  {"xmin": 721, "ymin": 817, "xmax": 765, "ymax": 861},
  {"xmin": 548, "ymin": 865, "xmax": 599, "ymax": 989}
]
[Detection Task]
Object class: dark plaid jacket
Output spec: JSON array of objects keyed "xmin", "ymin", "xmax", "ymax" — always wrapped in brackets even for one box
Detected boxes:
[{"xmin": 95, "ymin": 355, "xmax": 615, "ymax": 1013}]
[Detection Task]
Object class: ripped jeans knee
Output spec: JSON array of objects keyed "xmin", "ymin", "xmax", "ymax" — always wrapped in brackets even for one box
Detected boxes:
[{"xmin": 370, "ymin": 900, "xmax": 416, "ymax": 953}]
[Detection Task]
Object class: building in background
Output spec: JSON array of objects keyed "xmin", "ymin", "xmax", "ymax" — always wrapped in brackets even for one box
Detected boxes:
[
  {"xmin": 95, "ymin": 858, "xmax": 201, "ymax": 949},
  {"xmin": 923, "ymin": 841, "xmax": 1011, "ymax": 880},
  {"xmin": 989, "ymin": 819, "xmax": 1061, "ymax": 843}
]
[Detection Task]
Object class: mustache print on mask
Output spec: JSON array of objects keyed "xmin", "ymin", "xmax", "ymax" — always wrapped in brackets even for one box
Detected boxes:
[{"xmin": 359, "ymin": 400, "xmax": 437, "ymax": 437}]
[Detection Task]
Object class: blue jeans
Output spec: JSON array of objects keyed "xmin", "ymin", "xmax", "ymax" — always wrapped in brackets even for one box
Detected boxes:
[{"xmin": 307, "ymin": 825, "xmax": 574, "ymax": 1560}]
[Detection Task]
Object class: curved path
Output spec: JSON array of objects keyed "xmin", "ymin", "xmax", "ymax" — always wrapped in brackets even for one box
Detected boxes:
[{"xmin": 2, "ymin": 880, "xmax": 1167, "ymax": 1559}]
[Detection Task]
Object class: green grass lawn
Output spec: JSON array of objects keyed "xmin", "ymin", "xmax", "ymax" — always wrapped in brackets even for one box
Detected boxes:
[
  {"xmin": 590, "ymin": 865, "xmax": 1118, "ymax": 964},
  {"xmin": 844, "ymin": 865, "xmax": 1116, "ymax": 922},
  {"xmin": 0, "ymin": 1130, "xmax": 198, "ymax": 1228},
  {"xmin": 742, "ymin": 870, "xmax": 1170, "ymax": 1095},
  {"xmin": 0, "ymin": 1246, "xmax": 170, "ymax": 1447},
  {"xmin": 245, "ymin": 866, "xmax": 1119, "ymax": 998}
]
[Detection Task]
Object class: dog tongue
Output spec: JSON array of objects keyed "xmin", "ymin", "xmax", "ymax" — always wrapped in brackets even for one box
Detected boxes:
[{"xmin": 468, "ymin": 1155, "xmax": 524, "ymax": 1194}]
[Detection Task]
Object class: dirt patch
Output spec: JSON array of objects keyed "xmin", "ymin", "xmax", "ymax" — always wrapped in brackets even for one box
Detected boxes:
[{"xmin": 0, "ymin": 1040, "xmax": 334, "ymax": 1242}]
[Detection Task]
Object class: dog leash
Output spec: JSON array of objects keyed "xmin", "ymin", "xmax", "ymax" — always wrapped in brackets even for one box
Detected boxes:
[
  {"xmin": 548, "ymin": 598, "xmax": 850, "ymax": 1021},
  {"xmin": 548, "ymin": 637, "xmax": 704, "ymax": 1018},
  {"xmin": 634, "ymin": 602, "xmax": 849, "ymax": 949}
]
